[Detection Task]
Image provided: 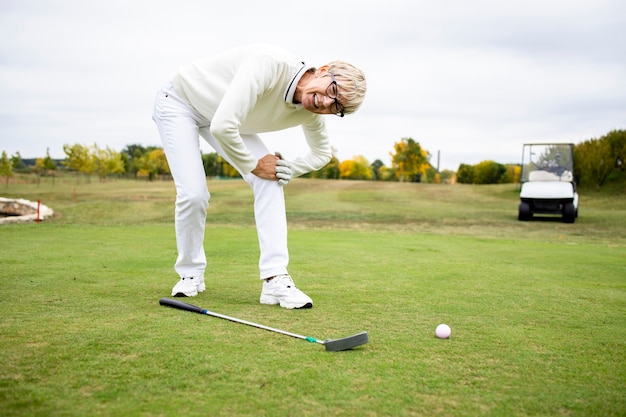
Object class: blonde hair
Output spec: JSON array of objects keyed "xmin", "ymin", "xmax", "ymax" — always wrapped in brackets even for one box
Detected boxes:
[{"xmin": 326, "ymin": 61, "xmax": 367, "ymax": 115}]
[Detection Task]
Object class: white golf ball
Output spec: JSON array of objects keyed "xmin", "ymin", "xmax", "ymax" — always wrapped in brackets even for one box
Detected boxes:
[{"xmin": 435, "ymin": 324, "xmax": 451, "ymax": 339}]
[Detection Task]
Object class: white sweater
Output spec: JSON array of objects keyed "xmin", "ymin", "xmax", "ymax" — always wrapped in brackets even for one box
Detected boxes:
[{"xmin": 170, "ymin": 44, "xmax": 332, "ymax": 176}]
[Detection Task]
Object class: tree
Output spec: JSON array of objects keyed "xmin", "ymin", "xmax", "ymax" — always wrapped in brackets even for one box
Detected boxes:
[
  {"xmin": 391, "ymin": 138, "xmax": 429, "ymax": 182},
  {"xmin": 216, "ymin": 155, "xmax": 240, "ymax": 178},
  {"xmin": 121, "ymin": 144, "xmax": 149, "ymax": 177},
  {"xmin": 11, "ymin": 152, "xmax": 27, "ymax": 172},
  {"xmin": 42, "ymin": 148, "xmax": 58, "ymax": 185},
  {"xmin": 137, "ymin": 148, "xmax": 171, "ymax": 180},
  {"xmin": 321, "ymin": 156, "xmax": 341, "ymax": 179},
  {"xmin": 33, "ymin": 158, "xmax": 46, "ymax": 183},
  {"xmin": 93, "ymin": 144, "xmax": 125, "ymax": 180},
  {"xmin": 473, "ymin": 160, "xmax": 506, "ymax": 184},
  {"xmin": 120, "ymin": 152, "xmax": 131, "ymax": 177},
  {"xmin": 423, "ymin": 166, "xmax": 439, "ymax": 183},
  {"xmin": 339, "ymin": 155, "xmax": 373, "ymax": 180},
  {"xmin": 500, "ymin": 165, "xmax": 521, "ymax": 184},
  {"xmin": 199, "ymin": 151, "xmax": 241, "ymax": 178},
  {"xmin": 202, "ymin": 152, "xmax": 218, "ymax": 177},
  {"xmin": 30, "ymin": 148, "xmax": 59, "ymax": 184},
  {"xmin": 370, "ymin": 159, "xmax": 385, "ymax": 181},
  {"xmin": 456, "ymin": 164, "xmax": 474, "ymax": 184},
  {"xmin": 0, "ymin": 151, "xmax": 13, "ymax": 186},
  {"xmin": 63, "ymin": 143, "xmax": 94, "ymax": 182},
  {"xmin": 377, "ymin": 165, "xmax": 395, "ymax": 181},
  {"xmin": 42, "ymin": 148, "xmax": 58, "ymax": 173},
  {"xmin": 604, "ymin": 129, "xmax": 626, "ymax": 171},
  {"xmin": 574, "ymin": 138, "xmax": 613, "ymax": 189},
  {"xmin": 300, "ymin": 155, "xmax": 341, "ymax": 179}
]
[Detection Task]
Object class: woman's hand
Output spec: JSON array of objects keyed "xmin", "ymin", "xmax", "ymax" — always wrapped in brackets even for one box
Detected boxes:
[
  {"xmin": 251, "ymin": 153, "xmax": 293, "ymax": 185},
  {"xmin": 251, "ymin": 154, "xmax": 281, "ymax": 180}
]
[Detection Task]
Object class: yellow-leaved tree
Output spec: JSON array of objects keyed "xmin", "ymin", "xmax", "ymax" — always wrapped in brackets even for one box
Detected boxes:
[
  {"xmin": 339, "ymin": 155, "xmax": 373, "ymax": 180},
  {"xmin": 63, "ymin": 143, "xmax": 94, "ymax": 182},
  {"xmin": 92, "ymin": 144, "xmax": 125, "ymax": 181},
  {"xmin": 138, "ymin": 148, "xmax": 170, "ymax": 180},
  {"xmin": 391, "ymin": 138, "xmax": 429, "ymax": 182}
]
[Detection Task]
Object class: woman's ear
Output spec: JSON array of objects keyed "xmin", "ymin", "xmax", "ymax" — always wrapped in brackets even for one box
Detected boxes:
[{"xmin": 315, "ymin": 65, "xmax": 330, "ymax": 77}]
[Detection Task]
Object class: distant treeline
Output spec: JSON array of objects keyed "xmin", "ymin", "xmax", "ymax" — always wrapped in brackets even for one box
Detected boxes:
[{"xmin": 2, "ymin": 129, "xmax": 624, "ymax": 188}]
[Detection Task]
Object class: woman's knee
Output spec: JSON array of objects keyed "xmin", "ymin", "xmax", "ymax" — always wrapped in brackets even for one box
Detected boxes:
[{"xmin": 176, "ymin": 186, "xmax": 210, "ymax": 210}]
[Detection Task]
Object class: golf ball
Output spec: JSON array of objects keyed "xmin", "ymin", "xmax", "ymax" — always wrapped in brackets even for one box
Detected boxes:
[{"xmin": 435, "ymin": 324, "xmax": 451, "ymax": 339}]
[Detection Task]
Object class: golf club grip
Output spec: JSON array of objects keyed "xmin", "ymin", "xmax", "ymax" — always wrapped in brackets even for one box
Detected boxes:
[{"xmin": 159, "ymin": 298, "xmax": 206, "ymax": 314}]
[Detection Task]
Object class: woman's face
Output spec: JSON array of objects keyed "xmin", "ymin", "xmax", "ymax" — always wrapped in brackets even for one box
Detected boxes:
[{"xmin": 299, "ymin": 67, "xmax": 344, "ymax": 117}]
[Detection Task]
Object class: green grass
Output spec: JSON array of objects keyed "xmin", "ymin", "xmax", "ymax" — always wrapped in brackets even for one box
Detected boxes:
[{"xmin": 1, "ymin": 177, "xmax": 625, "ymax": 416}]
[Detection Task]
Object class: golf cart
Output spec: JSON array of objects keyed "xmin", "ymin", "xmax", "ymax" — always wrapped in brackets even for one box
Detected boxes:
[{"xmin": 518, "ymin": 143, "xmax": 578, "ymax": 223}]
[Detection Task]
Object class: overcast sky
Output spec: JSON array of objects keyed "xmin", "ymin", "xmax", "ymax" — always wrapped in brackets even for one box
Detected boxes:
[{"xmin": 1, "ymin": 0, "xmax": 624, "ymax": 170}]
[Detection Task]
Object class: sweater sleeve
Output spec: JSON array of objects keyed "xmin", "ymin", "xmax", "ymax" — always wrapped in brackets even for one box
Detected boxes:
[
  {"xmin": 289, "ymin": 116, "xmax": 333, "ymax": 177},
  {"xmin": 209, "ymin": 57, "xmax": 281, "ymax": 174}
]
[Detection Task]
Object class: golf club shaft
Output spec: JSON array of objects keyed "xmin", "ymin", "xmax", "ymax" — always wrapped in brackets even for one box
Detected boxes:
[
  {"xmin": 204, "ymin": 309, "xmax": 325, "ymax": 345},
  {"xmin": 159, "ymin": 298, "xmax": 324, "ymax": 345}
]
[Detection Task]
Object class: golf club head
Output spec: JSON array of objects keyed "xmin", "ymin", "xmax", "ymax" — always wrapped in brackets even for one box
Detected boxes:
[{"xmin": 324, "ymin": 331, "xmax": 369, "ymax": 352}]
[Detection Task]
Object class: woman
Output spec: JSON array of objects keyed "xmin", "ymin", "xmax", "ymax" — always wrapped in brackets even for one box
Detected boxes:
[{"xmin": 152, "ymin": 44, "xmax": 366, "ymax": 309}]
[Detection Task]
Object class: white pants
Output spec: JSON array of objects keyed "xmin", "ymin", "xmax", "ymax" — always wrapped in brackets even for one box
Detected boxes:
[{"xmin": 152, "ymin": 84, "xmax": 289, "ymax": 280}]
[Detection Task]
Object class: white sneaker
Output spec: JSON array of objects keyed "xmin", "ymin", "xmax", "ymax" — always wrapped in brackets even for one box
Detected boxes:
[
  {"xmin": 171, "ymin": 276, "xmax": 206, "ymax": 297},
  {"xmin": 260, "ymin": 275, "xmax": 313, "ymax": 309}
]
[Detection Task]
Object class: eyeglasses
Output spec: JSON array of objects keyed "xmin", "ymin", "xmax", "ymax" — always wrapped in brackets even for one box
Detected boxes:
[{"xmin": 327, "ymin": 72, "xmax": 344, "ymax": 117}]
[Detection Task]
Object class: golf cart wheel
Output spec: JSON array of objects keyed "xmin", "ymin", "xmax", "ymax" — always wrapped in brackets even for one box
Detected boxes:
[
  {"xmin": 518, "ymin": 201, "xmax": 531, "ymax": 221},
  {"xmin": 563, "ymin": 202, "xmax": 576, "ymax": 223}
]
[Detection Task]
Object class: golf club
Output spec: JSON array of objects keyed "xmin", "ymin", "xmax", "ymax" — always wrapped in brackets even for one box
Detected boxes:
[{"xmin": 159, "ymin": 298, "xmax": 368, "ymax": 352}]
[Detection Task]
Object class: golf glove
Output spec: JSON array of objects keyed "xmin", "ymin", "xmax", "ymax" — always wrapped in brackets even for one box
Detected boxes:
[{"xmin": 275, "ymin": 159, "xmax": 293, "ymax": 186}]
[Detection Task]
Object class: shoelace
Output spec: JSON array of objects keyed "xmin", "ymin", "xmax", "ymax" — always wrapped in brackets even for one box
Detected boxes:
[
  {"xmin": 282, "ymin": 276, "xmax": 294, "ymax": 288},
  {"xmin": 273, "ymin": 275, "xmax": 297, "ymax": 289}
]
